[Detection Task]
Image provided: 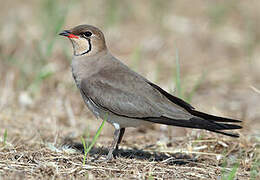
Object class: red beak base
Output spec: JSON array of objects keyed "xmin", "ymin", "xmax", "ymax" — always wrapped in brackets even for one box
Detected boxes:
[{"xmin": 59, "ymin": 30, "xmax": 79, "ymax": 39}]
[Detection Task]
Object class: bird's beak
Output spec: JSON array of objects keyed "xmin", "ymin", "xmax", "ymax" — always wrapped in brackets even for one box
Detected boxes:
[{"xmin": 59, "ymin": 30, "xmax": 79, "ymax": 39}]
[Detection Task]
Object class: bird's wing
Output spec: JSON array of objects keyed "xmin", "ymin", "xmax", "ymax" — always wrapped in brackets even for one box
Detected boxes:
[
  {"xmin": 80, "ymin": 65, "xmax": 192, "ymax": 120},
  {"xmin": 79, "ymin": 62, "xmax": 242, "ymax": 138}
]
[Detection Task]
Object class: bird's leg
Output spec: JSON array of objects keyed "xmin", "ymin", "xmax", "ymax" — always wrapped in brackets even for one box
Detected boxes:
[
  {"xmin": 116, "ymin": 128, "xmax": 125, "ymax": 150},
  {"xmin": 106, "ymin": 123, "xmax": 121, "ymax": 160}
]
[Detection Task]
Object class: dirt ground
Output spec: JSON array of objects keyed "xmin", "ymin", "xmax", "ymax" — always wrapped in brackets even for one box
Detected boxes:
[{"xmin": 0, "ymin": 0, "xmax": 259, "ymax": 179}]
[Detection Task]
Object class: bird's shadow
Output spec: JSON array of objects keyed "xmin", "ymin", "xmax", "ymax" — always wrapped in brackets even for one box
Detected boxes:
[{"xmin": 62, "ymin": 139, "xmax": 197, "ymax": 165}]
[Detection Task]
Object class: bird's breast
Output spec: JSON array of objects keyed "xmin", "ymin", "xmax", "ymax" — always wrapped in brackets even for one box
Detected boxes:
[{"xmin": 71, "ymin": 68, "xmax": 82, "ymax": 89}]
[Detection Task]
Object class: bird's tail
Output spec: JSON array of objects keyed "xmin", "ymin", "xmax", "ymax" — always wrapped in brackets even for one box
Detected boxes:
[{"xmin": 144, "ymin": 113, "xmax": 242, "ymax": 137}]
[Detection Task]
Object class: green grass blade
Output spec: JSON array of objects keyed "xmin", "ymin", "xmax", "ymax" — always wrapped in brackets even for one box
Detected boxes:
[
  {"xmin": 3, "ymin": 129, "xmax": 7, "ymax": 146},
  {"xmin": 175, "ymin": 48, "xmax": 182, "ymax": 98},
  {"xmin": 250, "ymin": 157, "xmax": 260, "ymax": 180},
  {"xmin": 131, "ymin": 46, "xmax": 142, "ymax": 71},
  {"xmin": 81, "ymin": 116, "xmax": 107, "ymax": 165},
  {"xmin": 227, "ymin": 163, "xmax": 239, "ymax": 180},
  {"xmin": 186, "ymin": 71, "xmax": 207, "ymax": 103},
  {"xmin": 80, "ymin": 136, "xmax": 87, "ymax": 165}
]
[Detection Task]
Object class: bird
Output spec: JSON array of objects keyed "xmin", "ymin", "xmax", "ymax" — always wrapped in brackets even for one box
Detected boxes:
[{"xmin": 59, "ymin": 24, "xmax": 242, "ymax": 160}]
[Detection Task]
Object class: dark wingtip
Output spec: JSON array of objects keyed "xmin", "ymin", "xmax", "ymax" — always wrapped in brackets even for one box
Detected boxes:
[{"xmin": 191, "ymin": 110, "xmax": 242, "ymax": 123}]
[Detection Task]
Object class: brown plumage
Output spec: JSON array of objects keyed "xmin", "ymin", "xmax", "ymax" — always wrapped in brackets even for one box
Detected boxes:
[{"xmin": 59, "ymin": 24, "xmax": 242, "ymax": 160}]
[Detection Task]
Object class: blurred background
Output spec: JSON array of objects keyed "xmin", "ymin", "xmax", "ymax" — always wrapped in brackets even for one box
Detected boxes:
[{"xmin": 1, "ymin": 0, "xmax": 260, "ymax": 147}]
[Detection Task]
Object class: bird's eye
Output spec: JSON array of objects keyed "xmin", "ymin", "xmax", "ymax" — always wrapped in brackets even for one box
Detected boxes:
[{"xmin": 83, "ymin": 31, "xmax": 92, "ymax": 37}]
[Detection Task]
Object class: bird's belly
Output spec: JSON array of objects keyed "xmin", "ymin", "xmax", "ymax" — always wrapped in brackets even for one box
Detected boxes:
[
  {"xmin": 104, "ymin": 113, "xmax": 151, "ymax": 128},
  {"xmin": 84, "ymin": 97, "xmax": 101, "ymax": 118}
]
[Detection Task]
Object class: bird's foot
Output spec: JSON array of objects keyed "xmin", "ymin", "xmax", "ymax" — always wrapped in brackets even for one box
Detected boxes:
[
  {"xmin": 91, "ymin": 154, "xmax": 114, "ymax": 163},
  {"xmin": 90, "ymin": 150, "xmax": 115, "ymax": 163},
  {"xmin": 106, "ymin": 151, "xmax": 114, "ymax": 161}
]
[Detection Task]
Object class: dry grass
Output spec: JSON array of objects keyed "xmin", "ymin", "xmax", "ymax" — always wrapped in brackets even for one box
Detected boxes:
[
  {"xmin": 0, "ymin": 132, "xmax": 258, "ymax": 179},
  {"xmin": 0, "ymin": 0, "xmax": 260, "ymax": 179}
]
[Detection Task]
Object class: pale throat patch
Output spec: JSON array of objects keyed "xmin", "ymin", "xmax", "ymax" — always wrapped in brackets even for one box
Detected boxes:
[{"xmin": 70, "ymin": 37, "xmax": 91, "ymax": 56}]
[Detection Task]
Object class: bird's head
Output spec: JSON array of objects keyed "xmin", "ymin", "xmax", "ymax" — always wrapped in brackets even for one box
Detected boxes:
[{"xmin": 59, "ymin": 24, "xmax": 107, "ymax": 56}]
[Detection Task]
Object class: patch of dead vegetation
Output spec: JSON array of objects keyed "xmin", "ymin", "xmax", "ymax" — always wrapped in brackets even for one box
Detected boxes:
[{"xmin": 0, "ymin": 129, "xmax": 259, "ymax": 179}]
